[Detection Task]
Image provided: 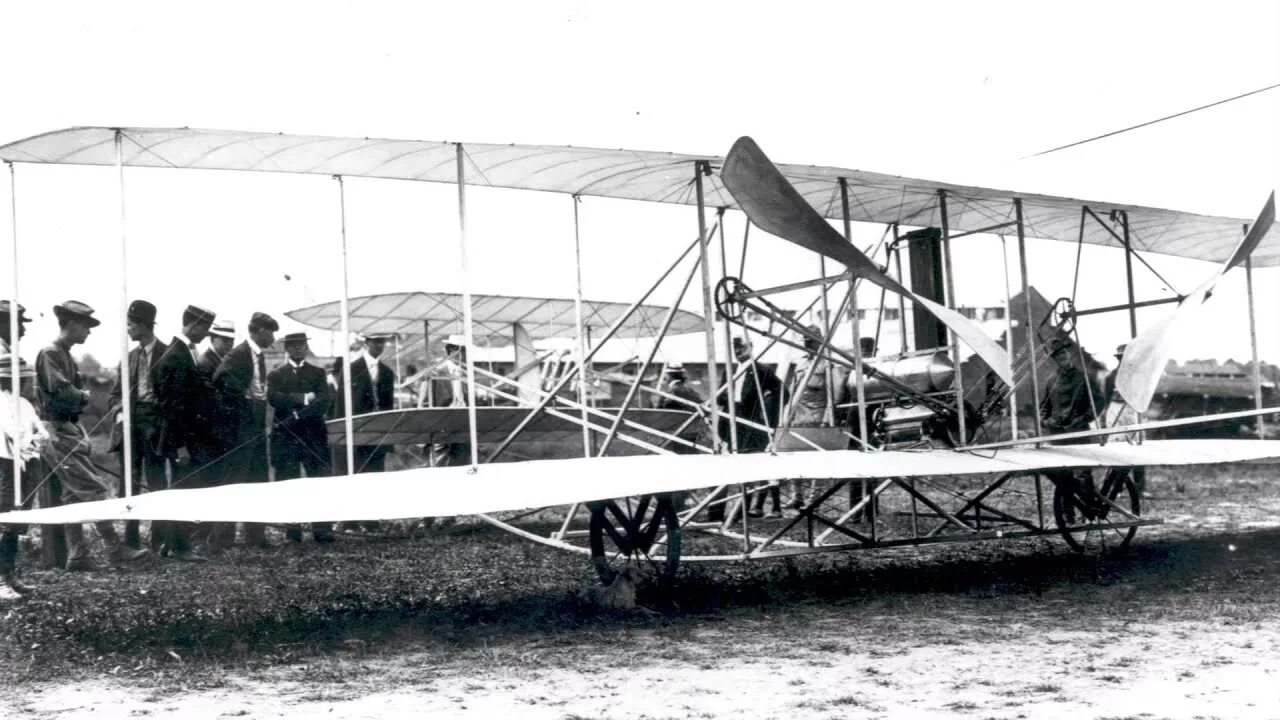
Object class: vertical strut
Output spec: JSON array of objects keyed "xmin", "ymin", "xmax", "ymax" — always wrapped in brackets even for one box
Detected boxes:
[
  {"xmin": 1119, "ymin": 211, "xmax": 1138, "ymax": 338},
  {"xmin": 1015, "ymin": 199, "xmax": 1042, "ymax": 438},
  {"xmin": 335, "ymin": 176, "xmax": 356, "ymax": 477},
  {"xmin": 839, "ymin": 178, "xmax": 868, "ymax": 449},
  {"xmin": 115, "ymin": 130, "xmax": 134, "ymax": 497},
  {"xmin": 455, "ymin": 144, "xmax": 480, "ymax": 468},
  {"xmin": 694, "ymin": 161, "xmax": 721, "ymax": 453},
  {"xmin": 938, "ymin": 190, "xmax": 966, "ymax": 445},
  {"xmin": 1246, "ymin": 250, "xmax": 1265, "ymax": 438},
  {"xmin": 6, "ymin": 163, "xmax": 19, "ymax": 505},
  {"xmin": 572, "ymin": 197, "xmax": 591, "ymax": 458}
]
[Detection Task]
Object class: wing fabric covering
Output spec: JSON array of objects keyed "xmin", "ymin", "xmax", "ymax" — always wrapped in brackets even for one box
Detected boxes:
[
  {"xmin": 3, "ymin": 440, "xmax": 1279, "ymax": 525},
  {"xmin": 722, "ymin": 136, "xmax": 1013, "ymax": 386},
  {"xmin": 1117, "ymin": 192, "xmax": 1276, "ymax": 413}
]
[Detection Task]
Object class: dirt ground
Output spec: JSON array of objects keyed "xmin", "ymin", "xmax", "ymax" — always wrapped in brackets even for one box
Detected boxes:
[{"xmin": 5, "ymin": 468, "xmax": 1280, "ymax": 719}]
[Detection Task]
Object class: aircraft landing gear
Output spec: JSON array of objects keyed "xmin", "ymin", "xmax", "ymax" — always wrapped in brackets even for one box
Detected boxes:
[{"xmin": 587, "ymin": 493, "xmax": 682, "ymax": 586}]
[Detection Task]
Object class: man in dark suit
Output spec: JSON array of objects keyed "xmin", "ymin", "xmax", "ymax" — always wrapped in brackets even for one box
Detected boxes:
[
  {"xmin": 720, "ymin": 337, "xmax": 785, "ymax": 518},
  {"xmin": 348, "ymin": 333, "xmax": 396, "ymax": 474},
  {"xmin": 267, "ymin": 332, "xmax": 333, "ymax": 543},
  {"xmin": 339, "ymin": 333, "xmax": 396, "ymax": 532},
  {"xmin": 151, "ymin": 304, "xmax": 216, "ymax": 560},
  {"xmin": 212, "ymin": 311, "xmax": 278, "ymax": 548},
  {"xmin": 107, "ymin": 299, "xmax": 165, "ymax": 550}
]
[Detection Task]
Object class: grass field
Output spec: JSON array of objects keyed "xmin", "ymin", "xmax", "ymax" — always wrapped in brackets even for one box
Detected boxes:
[{"xmin": 2, "ymin": 463, "xmax": 1279, "ymax": 718}]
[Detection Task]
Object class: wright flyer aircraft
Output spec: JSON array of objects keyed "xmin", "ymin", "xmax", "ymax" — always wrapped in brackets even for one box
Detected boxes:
[{"xmin": 2, "ymin": 127, "xmax": 1278, "ymax": 583}]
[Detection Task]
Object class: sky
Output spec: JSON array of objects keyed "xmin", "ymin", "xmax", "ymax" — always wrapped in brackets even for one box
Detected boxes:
[{"xmin": 1, "ymin": 1, "xmax": 1277, "ymax": 368}]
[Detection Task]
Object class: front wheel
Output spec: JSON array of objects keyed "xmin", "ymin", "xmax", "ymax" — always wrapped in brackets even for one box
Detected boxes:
[
  {"xmin": 588, "ymin": 493, "xmax": 681, "ymax": 585},
  {"xmin": 1052, "ymin": 467, "xmax": 1140, "ymax": 554}
]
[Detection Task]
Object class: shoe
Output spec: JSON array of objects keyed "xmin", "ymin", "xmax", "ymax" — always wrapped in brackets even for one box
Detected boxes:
[
  {"xmin": 2, "ymin": 573, "xmax": 35, "ymax": 596},
  {"xmin": 787, "ymin": 499, "xmax": 803, "ymax": 511},
  {"xmin": 747, "ymin": 509, "xmax": 763, "ymax": 518},
  {"xmin": 65, "ymin": 555, "xmax": 99, "ymax": 572},
  {"xmin": 0, "ymin": 583, "xmax": 21, "ymax": 601},
  {"xmin": 171, "ymin": 549, "xmax": 208, "ymax": 563},
  {"xmin": 108, "ymin": 545, "xmax": 151, "ymax": 564},
  {"xmin": 313, "ymin": 533, "xmax": 335, "ymax": 544},
  {"xmin": 765, "ymin": 510, "xmax": 782, "ymax": 519}
]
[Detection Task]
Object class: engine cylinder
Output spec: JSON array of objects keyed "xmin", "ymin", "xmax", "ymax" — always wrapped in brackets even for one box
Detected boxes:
[{"xmin": 848, "ymin": 350, "xmax": 955, "ymax": 401}]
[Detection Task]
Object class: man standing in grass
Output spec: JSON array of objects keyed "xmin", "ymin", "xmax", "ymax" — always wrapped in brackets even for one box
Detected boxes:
[{"xmin": 37, "ymin": 301, "xmax": 149, "ymax": 570}]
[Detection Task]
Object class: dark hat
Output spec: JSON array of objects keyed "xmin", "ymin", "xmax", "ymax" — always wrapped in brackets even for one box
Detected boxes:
[
  {"xmin": 127, "ymin": 300, "xmax": 157, "ymax": 325},
  {"xmin": 282, "ymin": 332, "xmax": 310, "ymax": 345},
  {"xmin": 732, "ymin": 336, "xmax": 749, "ymax": 351},
  {"xmin": 249, "ymin": 312, "xmax": 279, "ymax": 332},
  {"xmin": 53, "ymin": 300, "xmax": 102, "ymax": 328},
  {"xmin": 0, "ymin": 301, "xmax": 30, "ymax": 322},
  {"xmin": 0, "ymin": 354, "xmax": 34, "ymax": 378},
  {"xmin": 183, "ymin": 304, "xmax": 216, "ymax": 325},
  {"xmin": 1049, "ymin": 337, "xmax": 1073, "ymax": 356},
  {"xmin": 1114, "ymin": 343, "xmax": 1128, "ymax": 357}
]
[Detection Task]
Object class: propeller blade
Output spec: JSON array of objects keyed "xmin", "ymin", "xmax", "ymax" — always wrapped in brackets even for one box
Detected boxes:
[
  {"xmin": 1117, "ymin": 192, "xmax": 1275, "ymax": 413},
  {"xmin": 722, "ymin": 136, "xmax": 1013, "ymax": 385}
]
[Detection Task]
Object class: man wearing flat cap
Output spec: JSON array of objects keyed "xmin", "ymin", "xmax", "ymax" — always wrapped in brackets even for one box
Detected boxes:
[
  {"xmin": 36, "ymin": 301, "xmax": 149, "ymax": 570},
  {"xmin": 213, "ymin": 311, "xmax": 278, "ymax": 548},
  {"xmin": 268, "ymin": 332, "xmax": 333, "ymax": 543},
  {"xmin": 107, "ymin": 299, "xmax": 165, "ymax": 551},
  {"xmin": 0, "ymin": 300, "xmax": 31, "ymax": 355},
  {"xmin": 150, "ymin": 304, "xmax": 217, "ymax": 560}
]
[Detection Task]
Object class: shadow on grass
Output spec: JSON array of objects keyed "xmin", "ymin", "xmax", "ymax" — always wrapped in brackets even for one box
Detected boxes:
[{"xmin": 4, "ymin": 522, "xmax": 1279, "ymax": 681}]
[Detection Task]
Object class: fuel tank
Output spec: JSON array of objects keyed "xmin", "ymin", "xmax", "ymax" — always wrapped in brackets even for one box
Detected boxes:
[{"xmin": 847, "ymin": 350, "xmax": 955, "ymax": 401}]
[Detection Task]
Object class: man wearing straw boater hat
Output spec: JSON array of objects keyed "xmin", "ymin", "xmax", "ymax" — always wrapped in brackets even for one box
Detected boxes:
[
  {"xmin": 150, "ymin": 304, "xmax": 217, "ymax": 561},
  {"xmin": 212, "ymin": 311, "xmax": 278, "ymax": 548},
  {"xmin": 267, "ymin": 331, "xmax": 333, "ymax": 543},
  {"xmin": 0, "ymin": 353, "xmax": 48, "ymax": 598},
  {"xmin": 107, "ymin": 299, "xmax": 165, "ymax": 552},
  {"xmin": 190, "ymin": 318, "xmax": 237, "ymax": 551},
  {"xmin": 36, "ymin": 301, "xmax": 149, "ymax": 570}
]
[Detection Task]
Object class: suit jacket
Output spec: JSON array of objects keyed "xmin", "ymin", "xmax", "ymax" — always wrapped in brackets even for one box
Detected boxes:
[
  {"xmin": 212, "ymin": 341, "xmax": 266, "ymax": 437},
  {"xmin": 152, "ymin": 337, "xmax": 207, "ymax": 455},
  {"xmin": 267, "ymin": 360, "xmax": 331, "ymax": 451},
  {"xmin": 720, "ymin": 363, "xmax": 785, "ymax": 452},
  {"xmin": 107, "ymin": 338, "xmax": 165, "ymax": 452},
  {"xmin": 344, "ymin": 356, "xmax": 395, "ymax": 417}
]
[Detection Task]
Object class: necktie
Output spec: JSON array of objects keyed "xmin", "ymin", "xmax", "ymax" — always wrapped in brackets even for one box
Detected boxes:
[{"xmin": 256, "ymin": 352, "xmax": 266, "ymax": 393}]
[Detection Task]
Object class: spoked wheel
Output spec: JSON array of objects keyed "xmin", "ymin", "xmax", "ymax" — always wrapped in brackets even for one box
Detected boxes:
[
  {"xmin": 1052, "ymin": 467, "xmax": 1140, "ymax": 554},
  {"xmin": 587, "ymin": 493, "xmax": 681, "ymax": 585}
]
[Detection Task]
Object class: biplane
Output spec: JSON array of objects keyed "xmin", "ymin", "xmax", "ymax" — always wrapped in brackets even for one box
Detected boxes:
[{"xmin": 1, "ymin": 127, "xmax": 1277, "ymax": 586}]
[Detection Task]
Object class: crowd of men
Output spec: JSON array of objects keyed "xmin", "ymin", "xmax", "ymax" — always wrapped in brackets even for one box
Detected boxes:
[{"xmin": 0, "ymin": 298, "xmax": 399, "ymax": 598}]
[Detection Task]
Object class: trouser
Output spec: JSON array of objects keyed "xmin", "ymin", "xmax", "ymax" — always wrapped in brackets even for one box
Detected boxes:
[
  {"xmin": 750, "ymin": 483, "xmax": 782, "ymax": 514},
  {"xmin": 65, "ymin": 520, "xmax": 128, "ymax": 563},
  {"xmin": 273, "ymin": 429, "xmax": 333, "ymax": 541},
  {"xmin": 186, "ymin": 436, "xmax": 234, "ymax": 548},
  {"xmin": 1, "ymin": 457, "xmax": 27, "ymax": 578},
  {"xmin": 43, "ymin": 420, "xmax": 115, "ymax": 503},
  {"xmin": 120, "ymin": 402, "xmax": 164, "ymax": 549},
  {"xmin": 227, "ymin": 401, "xmax": 270, "ymax": 545}
]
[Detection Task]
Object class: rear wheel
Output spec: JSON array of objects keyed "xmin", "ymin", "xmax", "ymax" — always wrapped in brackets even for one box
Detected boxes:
[
  {"xmin": 1052, "ymin": 468, "xmax": 1140, "ymax": 554},
  {"xmin": 588, "ymin": 493, "xmax": 681, "ymax": 585}
]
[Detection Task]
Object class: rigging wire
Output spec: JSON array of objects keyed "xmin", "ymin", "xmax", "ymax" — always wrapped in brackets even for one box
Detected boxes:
[{"xmin": 1027, "ymin": 82, "xmax": 1280, "ymax": 158}]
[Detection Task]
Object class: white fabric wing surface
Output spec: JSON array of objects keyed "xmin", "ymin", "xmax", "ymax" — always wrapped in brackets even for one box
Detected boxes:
[
  {"xmin": 1117, "ymin": 193, "xmax": 1275, "ymax": 413},
  {"xmin": 2, "ymin": 440, "xmax": 1279, "ymax": 525}
]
